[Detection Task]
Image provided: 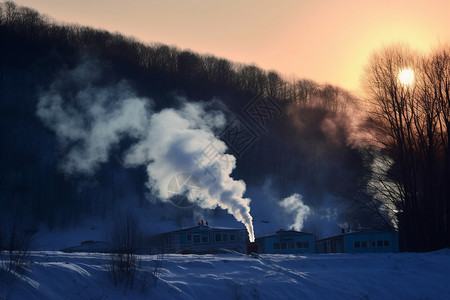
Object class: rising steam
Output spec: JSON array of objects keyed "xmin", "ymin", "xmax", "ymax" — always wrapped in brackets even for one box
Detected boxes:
[
  {"xmin": 36, "ymin": 60, "xmax": 255, "ymax": 242},
  {"xmin": 366, "ymin": 153, "xmax": 399, "ymax": 228},
  {"xmin": 124, "ymin": 102, "xmax": 254, "ymax": 241},
  {"xmin": 279, "ymin": 193, "xmax": 311, "ymax": 231},
  {"xmin": 36, "ymin": 60, "xmax": 150, "ymax": 175}
]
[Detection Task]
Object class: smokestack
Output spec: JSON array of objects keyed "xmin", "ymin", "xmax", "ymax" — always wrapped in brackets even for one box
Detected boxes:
[{"xmin": 247, "ymin": 242, "xmax": 258, "ymax": 255}]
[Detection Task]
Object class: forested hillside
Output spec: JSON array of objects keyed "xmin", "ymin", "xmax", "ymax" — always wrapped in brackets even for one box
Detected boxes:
[{"xmin": 0, "ymin": 1, "xmax": 384, "ymax": 243}]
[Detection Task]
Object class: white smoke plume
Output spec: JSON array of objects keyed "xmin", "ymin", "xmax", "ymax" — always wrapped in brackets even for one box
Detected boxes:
[
  {"xmin": 124, "ymin": 102, "xmax": 255, "ymax": 242},
  {"xmin": 367, "ymin": 153, "xmax": 399, "ymax": 228},
  {"xmin": 36, "ymin": 61, "xmax": 150, "ymax": 175},
  {"xmin": 279, "ymin": 193, "xmax": 311, "ymax": 232},
  {"xmin": 36, "ymin": 60, "xmax": 255, "ymax": 242}
]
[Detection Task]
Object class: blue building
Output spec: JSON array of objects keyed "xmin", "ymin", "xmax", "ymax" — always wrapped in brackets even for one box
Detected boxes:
[
  {"xmin": 147, "ymin": 223, "xmax": 248, "ymax": 254},
  {"xmin": 315, "ymin": 229, "xmax": 399, "ymax": 253},
  {"xmin": 255, "ymin": 229, "xmax": 315, "ymax": 254}
]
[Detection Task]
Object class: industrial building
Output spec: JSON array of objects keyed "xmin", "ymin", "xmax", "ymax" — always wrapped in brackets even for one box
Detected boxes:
[
  {"xmin": 147, "ymin": 222, "xmax": 248, "ymax": 254},
  {"xmin": 315, "ymin": 229, "xmax": 399, "ymax": 253},
  {"xmin": 255, "ymin": 229, "xmax": 315, "ymax": 254}
]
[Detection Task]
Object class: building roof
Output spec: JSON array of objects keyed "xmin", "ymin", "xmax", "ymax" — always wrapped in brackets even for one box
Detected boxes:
[
  {"xmin": 255, "ymin": 229, "xmax": 314, "ymax": 241},
  {"xmin": 152, "ymin": 225, "xmax": 245, "ymax": 237},
  {"xmin": 315, "ymin": 228, "xmax": 398, "ymax": 243},
  {"xmin": 61, "ymin": 241, "xmax": 112, "ymax": 253}
]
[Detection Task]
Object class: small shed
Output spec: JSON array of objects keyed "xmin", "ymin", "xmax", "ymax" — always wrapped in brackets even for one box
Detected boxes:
[
  {"xmin": 315, "ymin": 229, "xmax": 399, "ymax": 254},
  {"xmin": 147, "ymin": 223, "xmax": 248, "ymax": 254},
  {"xmin": 255, "ymin": 229, "xmax": 315, "ymax": 254},
  {"xmin": 61, "ymin": 241, "xmax": 113, "ymax": 253}
]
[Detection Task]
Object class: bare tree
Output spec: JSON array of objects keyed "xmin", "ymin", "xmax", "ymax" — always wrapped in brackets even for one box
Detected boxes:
[
  {"xmin": 422, "ymin": 46, "xmax": 450, "ymax": 245},
  {"xmin": 293, "ymin": 79, "xmax": 318, "ymax": 106},
  {"xmin": 109, "ymin": 212, "xmax": 142, "ymax": 289},
  {"xmin": 363, "ymin": 44, "xmax": 449, "ymax": 251},
  {"xmin": 0, "ymin": 215, "xmax": 32, "ymax": 276},
  {"xmin": 265, "ymin": 70, "xmax": 284, "ymax": 100}
]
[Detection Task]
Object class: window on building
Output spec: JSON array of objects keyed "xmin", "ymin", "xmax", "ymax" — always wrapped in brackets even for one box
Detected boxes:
[
  {"xmin": 377, "ymin": 240, "xmax": 383, "ymax": 247},
  {"xmin": 303, "ymin": 242, "xmax": 309, "ymax": 248},
  {"xmin": 362, "ymin": 241, "xmax": 368, "ymax": 248},
  {"xmin": 215, "ymin": 234, "xmax": 221, "ymax": 242},
  {"xmin": 202, "ymin": 236, "xmax": 208, "ymax": 243},
  {"xmin": 354, "ymin": 241, "xmax": 361, "ymax": 248},
  {"xmin": 223, "ymin": 234, "xmax": 228, "ymax": 242},
  {"xmin": 187, "ymin": 234, "xmax": 191, "ymax": 241},
  {"xmin": 372, "ymin": 241, "xmax": 376, "ymax": 247},
  {"xmin": 296, "ymin": 242, "xmax": 303, "ymax": 248},
  {"xmin": 194, "ymin": 235, "xmax": 200, "ymax": 244},
  {"xmin": 274, "ymin": 243, "xmax": 280, "ymax": 250},
  {"xmin": 230, "ymin": 234, "xmax": 236, "ymax": 241},
  {"xmin": 384, "ymin": 240, "xmax": 390, "ymax": 247},
  {"xmin": 281, "ymin": 243, "xmax": 287, "ymax": 250}
]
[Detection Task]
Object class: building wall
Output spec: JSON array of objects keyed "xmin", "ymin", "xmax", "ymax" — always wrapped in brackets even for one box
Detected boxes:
[
  {"xmin": 315, "ymin": 236, "xmax": 345, "ymax": 254},
  {"xmin": 344, "ymin": 232, "xmax": 399, "ymax": 253},
  {"xmin": 315, "ymin": 231, "xmax": 399, "ymax": 254},
  {"xmin": 177, "ymin": 229, "xmax": 246, "ymax": 253},
  {"xmin": 257, "ymin": 234, "xmax": 315, "ymax": 254},
  {"xmin": 148, "ymin": 226, "xmax": 247, "ymax": 254}
]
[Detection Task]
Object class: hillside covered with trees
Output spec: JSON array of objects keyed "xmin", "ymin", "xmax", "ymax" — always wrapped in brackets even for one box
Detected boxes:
[{"xmin": 1, "ymin": 1, "xmax": 448, "ymax": 252}]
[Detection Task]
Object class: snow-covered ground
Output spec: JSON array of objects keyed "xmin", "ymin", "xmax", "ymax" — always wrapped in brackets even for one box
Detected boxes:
[{"xmin": 1, "ymin": 249, "xmax": 450, "ymax": 299}]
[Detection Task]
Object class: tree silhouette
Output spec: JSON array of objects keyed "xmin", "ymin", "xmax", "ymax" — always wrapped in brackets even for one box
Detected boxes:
[{"xmin": 363, "ymin": 44, "xmax": 449, "ymax": 251}]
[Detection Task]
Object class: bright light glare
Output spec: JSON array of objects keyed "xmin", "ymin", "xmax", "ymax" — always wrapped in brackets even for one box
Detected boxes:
[{"xmin": 398, "ymin": 68, "xmax": 414, "ymax": 86}]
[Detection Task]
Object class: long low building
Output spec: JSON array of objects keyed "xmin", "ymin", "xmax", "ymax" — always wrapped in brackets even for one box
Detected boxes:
[
  {"xmin": 315, "ymin": 229, "xmax": 399, "ymax": 254},
  {"xmin": 147, "ymin": 223, "xmax": 248, "ymax": 254},
  {"xmin": 255, "ymin": 229, "xmax": 315, "ymax": 254}
]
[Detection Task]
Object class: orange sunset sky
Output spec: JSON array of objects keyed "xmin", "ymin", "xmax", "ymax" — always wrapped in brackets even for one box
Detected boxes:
[{"xmin": 15, "ymin": 0, "xmax": 450, "ymax": 93}]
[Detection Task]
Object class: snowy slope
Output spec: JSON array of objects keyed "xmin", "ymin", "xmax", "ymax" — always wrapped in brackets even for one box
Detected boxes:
[{"xmin": 1, "ymin": 250, "xmax": 450, "ymax": 299}]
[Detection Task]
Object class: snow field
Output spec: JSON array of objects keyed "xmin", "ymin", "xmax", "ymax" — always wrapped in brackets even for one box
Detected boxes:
[{"xmin": 1, "ymin": 250, "xmax": 450, "ymax": 299}]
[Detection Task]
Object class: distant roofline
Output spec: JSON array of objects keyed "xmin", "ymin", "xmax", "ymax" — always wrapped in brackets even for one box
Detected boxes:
[
  {"xmin": 255, "ymin": 229, "xmax": 314, "ymax": 241},
  {"xmin": 151, "ymin": 225, "xmax": 245, "ymax": 236},
  {"xmin": 315, "ymin": 228, "xmax": 398, "ymax": 243},
  {"xmin": 61, "ymin": 241, "xmax": 112, "ymax": 252}
]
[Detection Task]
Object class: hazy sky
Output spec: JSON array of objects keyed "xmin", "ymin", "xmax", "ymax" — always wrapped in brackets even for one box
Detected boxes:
[{"xmin": 15, "ymin": 0, "xmax": 450, "ymax": 93}]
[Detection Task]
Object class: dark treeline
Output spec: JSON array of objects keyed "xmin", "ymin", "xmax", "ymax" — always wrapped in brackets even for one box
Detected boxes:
[
  {"xmin": 1, "ymin": 1, "xmax": 383, "ymax": 245},
  {"xmin": 363, "ymin": 45, "xmax": 450, "ymax": 252},
  {"xmin": 0, "ymin": 1, "xmax": 358, "ymax": 106}
]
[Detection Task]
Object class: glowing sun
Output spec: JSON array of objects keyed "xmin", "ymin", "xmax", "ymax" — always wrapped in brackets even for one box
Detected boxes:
[{"xmin": 398, "ymin": 68, "xmax": 414, "ymax": 86}]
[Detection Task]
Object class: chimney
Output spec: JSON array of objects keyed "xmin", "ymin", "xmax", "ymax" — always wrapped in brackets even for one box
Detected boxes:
[{"xmin": 247, "ymin": 242, "xmax": 258, "ymax": 255}]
